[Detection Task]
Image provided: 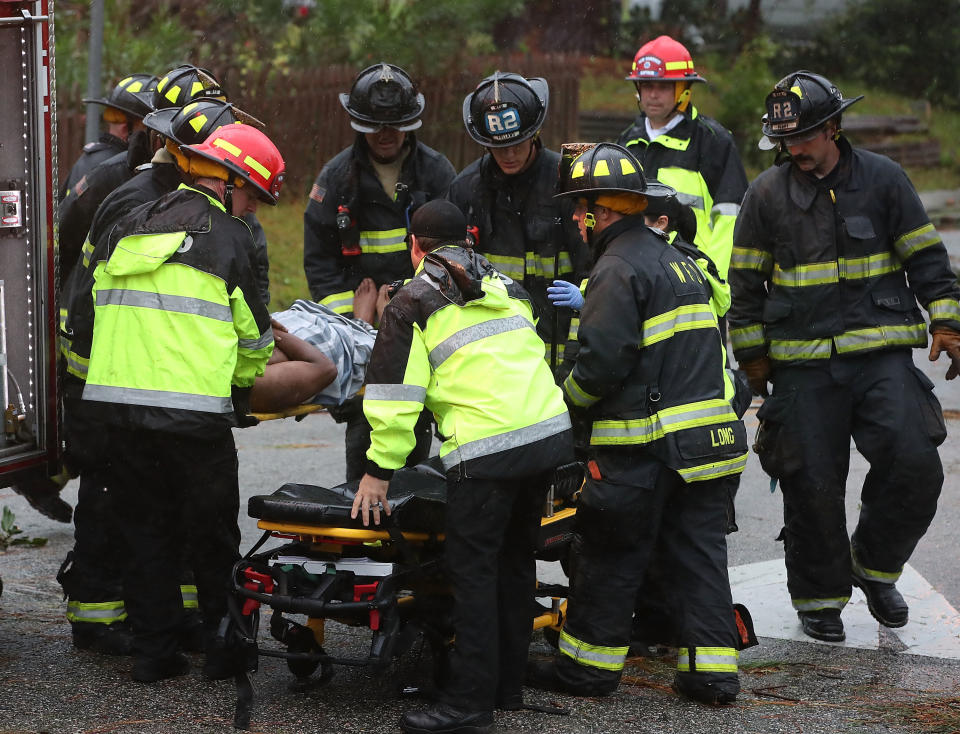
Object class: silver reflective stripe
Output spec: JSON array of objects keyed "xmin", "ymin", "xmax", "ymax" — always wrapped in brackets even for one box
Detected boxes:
[
  {"xmin": 83, "ymin": 384, "xmax": 234, "ymax": 413},
  {"xmin": 429, "ymin": 315, "xmax": 533, "ymax": 369},
  {"xmin": 238, "ymin": 331, "xmax": 274, "ymax": 351},
  {"xmin": 676, "ymin": 192, "xmax": 705, "ymax": 211},
  {"xmin": 711, "ymin": 202, "xmax": 741, "ymax": 218},
  {"xmin": 441, "ymin": 412, "xmax": 571, "ymax": 469},
  {"xmin": 96, "ymin": 288, "xmax": 232, "ymax": 322},
  {"xmin": 364, "ymin": 383, "xmax": 428, "ymax": 403},
  {"xmin": 65, "ymin": 352, "xmax": 89, "ymax": 378},
  {"xmin": 558, "ymin": 631, "xmax": 628, "ymax": 670}
]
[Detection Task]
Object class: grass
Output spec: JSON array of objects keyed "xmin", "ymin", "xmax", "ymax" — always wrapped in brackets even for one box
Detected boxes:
[{"xmin": 258, "ymin": 195, "xmax": 310, "ymax": 310}]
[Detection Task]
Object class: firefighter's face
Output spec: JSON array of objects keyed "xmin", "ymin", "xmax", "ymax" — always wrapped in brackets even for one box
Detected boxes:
[
  {"xmin": 639, "ymin": 81, "xmax": 677, "ymax": 126},
  {"xmin": 231, "ymin": 185, "xmax": 259, "ymax": 216},
  {"xmin": 365, "ymin": 128, "xmax": 406, "ymax": 162},
  {"xmin": 489, "ymin": 139, "xmax": 535, "ymax": 176},
  {"xmin": 786, "ymin": 122, "xmax": 838, "ymax": 177},
  {"xmin": 572, "ymin": 198, "xmax": 592, "ymax": 242}
]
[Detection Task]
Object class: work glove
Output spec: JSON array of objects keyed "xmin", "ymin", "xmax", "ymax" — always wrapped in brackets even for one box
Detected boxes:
[
  {"xmin": 739, "ymin": 356, "xmax": 771, "ymax": 397},
  {"xmin": 547, "ymin": 280, "xmax": 584, "ymax": 310},
  {"xmin": 929, "ymin": 327, "xmax": 960, "ymax": 380}
]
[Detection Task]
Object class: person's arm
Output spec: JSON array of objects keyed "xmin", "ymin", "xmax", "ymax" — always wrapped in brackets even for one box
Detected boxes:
[
  {"xmin": 562, "ymin": 255, "xmax": 643, "ymax": 409},
  {"xmin": 703, "ymin": 126, "xmax": 749, "ymax": 280},
  {"xmin": 248, "ymin": 325, "xmax": 337, "ymax": 413},
  {"xmin": 727, "ymin": 182, "xmax": 774, "ymax": 365},
  {"xmin": 304, "ymin": 166, "xmax": 355, "ymax": 314}
]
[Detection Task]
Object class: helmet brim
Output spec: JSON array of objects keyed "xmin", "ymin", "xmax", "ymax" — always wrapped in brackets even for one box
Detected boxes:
[
  {"xmin": 625, "ymin": 73, "xmax": 707, "ymax": 84},
  {"xmin": 82, "ymin": 95, "xmax": 151, "ymax": 119},
  {"xmin": 142, "ymin": 107, "xmax": 178, "ymax": 138},
  {"xmin": 340, "ymin": 91, "xmax": 425, "ymax": 132},
  {"xmin": 182, "ymin": 144, "xmax": 279, "ymax": 206},
  {"xmin": 555, "ymin": 186, "xmax": 647, "ymax": 200}
]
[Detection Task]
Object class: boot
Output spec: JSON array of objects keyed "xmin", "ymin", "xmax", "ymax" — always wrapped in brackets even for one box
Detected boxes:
[
  {"xmin": 853, "ymin": 577, "xmax": 909, "ymax": 628},
  {"xmin": 798, "ymin": 608, "xmax": 845, "ymax": 642},
  {"xmin": 673, "ymin": 671, "xmax": 739, "ymax": 705},
  {"xmin": 400, "ymin": 703, "xmax": 493, "ymax": 734},
  {"xmin": 72, "ymin": 621, "xmax": 134, "ymax": 656},
  {"xmin": 131, "ymin": 652, "xmax": 189, "ymax": 683}
]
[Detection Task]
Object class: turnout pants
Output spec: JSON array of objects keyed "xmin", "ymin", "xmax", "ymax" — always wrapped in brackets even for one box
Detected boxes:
[
  {"xmin": 104, "ymin": 427, "xmax": 241, "ymax": 661},
  {"xmin": 557, "ymin": 450, "xmax": 739, "ymax": 694},
  {"xmin": 440, "ymin": 470, "xmax": 551, "ymax": 712},
  {"xmin": 757, "ymin": 349, "xmax": 945, "ymax": 612}
]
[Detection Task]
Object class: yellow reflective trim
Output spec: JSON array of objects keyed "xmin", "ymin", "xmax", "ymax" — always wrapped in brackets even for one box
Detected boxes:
[
  {"xmin": 731, "ymin": 246, "xmax": 772, "ymax": 272},
  {"xmin": 244, "ymin": 154, "xmax": 270, "ymax": 179},
  {"xmin": 677, "ymin": 452, "xmax": 748, "ymax": 482},
  {"xmin": 157, "ymin": 76, "xmax": 169, "ymax": 92},
  {"xmin": 164, "ymin": 85, "xmax": 181, "ymax": 104},
  {"xmin": 594, "ymin": 159, "xmax": 610, "ymax": 177},
  {"xmin": 895, "ymin": 223, "xmax": 939, "ymax": 260},
  {"xmin": 119, "ymin": 76, "xmax": 133, "ymax": 87},
  {"xmin": 928, "ymin": 298, "xmax": 960, "ymax": 322},
  {"xmin": 790, "ymin": 84, "xmax": 804, "ymax": 99},
  {"xmin": 620, "ymin": 158, "xmax": 637, "ymax": 175},
  {"xmin": 182, "ymin": 102, "xmax": 199, "ymax": 115},
  {"xmin": 213, "ymin": 137, "xmax": 242, "ymax": 158},
  {"xmin": 319, "ymin": 290, "xmax": 355, "ymax": 315},
  {"xmin": 126, "ymin": 81, "xmax": 143, "ymax": 93},
  {"xmin": 189, "ymin": 114, "xmax": 208, "ymax": 133},
  {"xmin": 792, "ymin": 597, "xmax": 848, "ymax": 612},
  {"xmin": 665, "ymin": 60, "xmax": 691, "ymax": 71},
  {"xmin": 571, "ymin": 161, "xmax": 585, "ymax": 179},
  {"xmin": 730, "ymin": 323, "xmax": 765, "ymax": 350},
  {"xmin": 191, "ymin": 81, "xmax": 204, "ymax": 97}
]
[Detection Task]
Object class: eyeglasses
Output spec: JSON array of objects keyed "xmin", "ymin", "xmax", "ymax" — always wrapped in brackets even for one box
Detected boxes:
[{"xmin": 782, "ymin": 126, "xmax": 827, "ymax": 146}]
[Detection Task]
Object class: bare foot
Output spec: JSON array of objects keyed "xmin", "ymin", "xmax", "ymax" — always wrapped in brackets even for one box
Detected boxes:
[
  {"xmin": 353, "ymin": 277, "xmax": 377, "ymax": 325},
  {"xmin": 376, "ymin": 283, "xmax": 392, "ymax": 322}
]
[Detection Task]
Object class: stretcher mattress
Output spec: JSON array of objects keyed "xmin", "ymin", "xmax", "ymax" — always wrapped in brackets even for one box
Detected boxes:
[{"xmin": 247, "ymin": 460, "xmax": 448, "ymax": 532}]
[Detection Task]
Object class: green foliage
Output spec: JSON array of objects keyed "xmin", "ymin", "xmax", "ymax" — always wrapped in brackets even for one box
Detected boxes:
[
  {"xmin": 804, "ymin": 0, "xmax": 960, "ymax": 109},
  {"xmin": 0, "ymin": 506, "xmax": 48, "ymax": 551},
  {"xmin": 712, "ymin": 36, "xmax": 777, "ymax": 171},
  {"xmin": 55, "ymin": 0, "xmax": 525, "ymax": 103}
]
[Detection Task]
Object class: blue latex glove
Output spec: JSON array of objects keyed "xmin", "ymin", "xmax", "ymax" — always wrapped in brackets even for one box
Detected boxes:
[{"xmin": 547, "ymin": 279, "xmax": 584, "ymax": 310}]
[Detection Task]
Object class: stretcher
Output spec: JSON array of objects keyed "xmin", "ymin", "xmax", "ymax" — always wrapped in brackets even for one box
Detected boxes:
[{"xmin": 225, "ymin": 458, "xmax": 582, "ymax": 727}]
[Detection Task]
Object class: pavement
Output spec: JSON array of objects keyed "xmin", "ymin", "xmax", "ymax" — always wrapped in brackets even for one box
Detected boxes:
[{"xmin": 3, "ymin": 200, "xmax": 960, "ymax": 734}]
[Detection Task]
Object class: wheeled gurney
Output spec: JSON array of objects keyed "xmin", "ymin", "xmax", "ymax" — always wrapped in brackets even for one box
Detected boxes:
[{"xmin": 225, "ymin": 457, "xmax": 582, "ymax": 720}]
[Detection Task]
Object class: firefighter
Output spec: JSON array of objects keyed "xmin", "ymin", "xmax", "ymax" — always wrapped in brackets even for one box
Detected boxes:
[
  {"xmin": 303, "ymin": 62, "xmax": 455, "ymax": 481},
  {"xmin": 527, "ymin": 143, "xmax": 746, "ymax": 705},
  {"xmin": 64, "ymin": 123, "xmax": 280, "ymax": 682},
  {"xmin": 350, "ymin": 198, "xmax": 573, "ymax": 734},
  {"xmin": 60, "ymin": 74, "xmax": 156, "ymax": 201},
  {"xmin": 617, "ymin": 36, "xmax": 747, "ymax": 282},
  {"xmin": 728, "ymin": 71, "xmax": 960, "ymax": 642},
  {"xmin": 58, "ymin": 64, "xmax": 227, "ymax": 282},
  {"xmin": 56, "ymin": 97, "xmax": 255, "ymax": 657},
  {"xmin": 447, "ymin": 71, "xmax": 590, "ymax": 370}
]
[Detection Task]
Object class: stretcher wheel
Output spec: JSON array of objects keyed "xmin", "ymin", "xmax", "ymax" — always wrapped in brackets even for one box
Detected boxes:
[{"xmin": 286, "ymin": 647, "xmax": 334, "ymax": 684}]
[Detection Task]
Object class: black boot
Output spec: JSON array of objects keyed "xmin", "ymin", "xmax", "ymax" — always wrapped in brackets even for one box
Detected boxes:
[
  {"xmin": 798, "ymin": 608, "xmax": 845, "ymax": 642},
  {"xmin": 72, "ymin": 621, "xmax": 133, "ymax": 656},
  {"xmin": 131, "ymin": 652, "xmax": 189, "ymax": 683},
  {"xmin": 673, "ymin": 671, "xmax": 739, "ymax": 705},
  {"xmin": 399, "ymin": 703, "xmax": 494, "ymax": 734},
  {"xmin": 853, "ymin": 577, "xmax": 908, "ymax": 628},
  {"xmin": 525, "ymin": 658, "xmax": 616, "ymax": 697}
]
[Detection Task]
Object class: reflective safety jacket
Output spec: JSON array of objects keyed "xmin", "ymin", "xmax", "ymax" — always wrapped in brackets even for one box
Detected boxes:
[
  {"xmin": 85, "ymin": 153, "xmax": 271, "ymax": 304},
  {"xmin": 617, "ymin": 107, "xmax": 748, "ymax": 279},
  {"xmin": 446, "ymin": 147, "xmax": 591, "ymax": 355},
  {"xmin": 728, "ymin": 137, "xmax": 960, "ymax": 365},
  {"xmin": 304, "ymin": 135, "xmax": 456, "ymax": 316},
  {"xmin": 60, "ymin": 132, "xmax": 126, "ymax": 201},
  {"xmin": 563, "ymin": 216, "xmax": 747, "ymax": 483},
  {"xmin": 75, "ymin": 184, "xmax": 272, "ymax": 437},
  {"xmin": 363, "ymin": 245, "xmax": 573, "ymax": 479}
]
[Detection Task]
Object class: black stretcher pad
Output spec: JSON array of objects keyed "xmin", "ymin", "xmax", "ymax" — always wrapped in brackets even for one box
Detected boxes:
[{"xmin": 247, "ymin": 462, "xmax": 448, "ymax": 532}]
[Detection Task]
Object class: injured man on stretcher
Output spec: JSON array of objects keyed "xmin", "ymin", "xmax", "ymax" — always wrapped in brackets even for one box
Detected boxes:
[{"xmin": 249, "ymin": 278, "xmax": 383, "ymax": 414}]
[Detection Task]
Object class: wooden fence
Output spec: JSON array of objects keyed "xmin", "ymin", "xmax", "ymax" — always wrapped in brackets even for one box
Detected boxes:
[{"xmin": 56, "ymin": 54, "xmax": 583, "ymax": 196}]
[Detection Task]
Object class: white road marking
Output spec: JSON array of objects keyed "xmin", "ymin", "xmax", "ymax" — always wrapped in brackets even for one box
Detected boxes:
[{"xmin": 729, "ymin": 558, "xmax": 960, "ymax": 659}]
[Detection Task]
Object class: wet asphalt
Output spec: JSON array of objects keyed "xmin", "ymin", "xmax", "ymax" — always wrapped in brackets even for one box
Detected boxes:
[{"xmin": 3, "ymin": 406, "xmax": 960, "ymax": 734}]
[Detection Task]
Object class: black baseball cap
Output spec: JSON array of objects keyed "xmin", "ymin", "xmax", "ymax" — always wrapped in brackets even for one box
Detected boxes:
[{"xmin": 409, "ymin": 199, "xmax": 466, "ymax": 241}]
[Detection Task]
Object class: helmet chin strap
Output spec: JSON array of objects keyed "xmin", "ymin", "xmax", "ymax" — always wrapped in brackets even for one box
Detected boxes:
[{"xmin": 224, "ymin": 181, "xmax": 234, "ymax": 215}]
